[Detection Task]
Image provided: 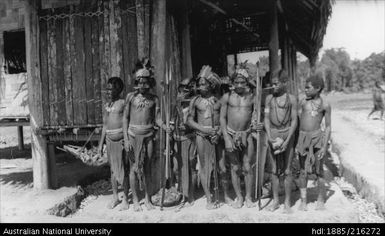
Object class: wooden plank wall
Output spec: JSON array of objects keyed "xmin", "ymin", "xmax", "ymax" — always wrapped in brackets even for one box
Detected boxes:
[{"xmin": 38, "ymin": 0, "xmax": 143, "ymax": 128}]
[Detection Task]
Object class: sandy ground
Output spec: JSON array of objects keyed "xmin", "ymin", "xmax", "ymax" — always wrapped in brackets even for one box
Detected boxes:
[
  {"xmin": 0, "ymin": 92, "xmax": 383, "ymax": 223},
  {"xmin": 325, "ymin": 92, "xmax": 385, "ymax": 217}
]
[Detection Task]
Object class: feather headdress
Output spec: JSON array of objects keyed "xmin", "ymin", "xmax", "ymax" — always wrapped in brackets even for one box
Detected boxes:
[
  {"xmin": 134, "ymin": 57, "xmax": 153, "ymax": 78},
  {"xmin": 198, "ymin": 65, "xmax": 220, "ymax": 87},
  {"xmin": 234, "ymin": 60, "xmax": 250, "ymax": 79}
]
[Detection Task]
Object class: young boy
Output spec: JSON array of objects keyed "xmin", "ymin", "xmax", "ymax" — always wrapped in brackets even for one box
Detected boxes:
[
  {"xmin": 187, "ymin": 65, "xmax": 231, "ymax": 210},
  {"xmin": 367, "ymin": 81, "xmax": 385, "ymax": 120},
  {"xmin": 220, "ymin": 68, "xmax": 262, "ymax": 209},
  {"xmin": 123, "ymin": 65, "xmax": 165, "ymax": 212},
  {"xmin": 264, "ymin": 70, "xmax": 297, "ymax": 213},
  {"xmin": 297, "ymin": 74, "xmax": 331, "ymax": 211},
  {"xmin": 98, "ymin": 77, "xmax": 129, "ymax": 210}
]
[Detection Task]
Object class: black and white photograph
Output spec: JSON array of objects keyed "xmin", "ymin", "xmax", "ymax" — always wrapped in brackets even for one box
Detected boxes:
[{"xmin": 0, "ymin": 0, "xmax": 384, "ymax": 227}]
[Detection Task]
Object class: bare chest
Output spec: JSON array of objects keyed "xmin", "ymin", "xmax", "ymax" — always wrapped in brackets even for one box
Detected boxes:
[
  {"xmin": 195, "ymin": 98, "xmax": 220, "ymax": 113},
  {"xmin": 228, "ymin": 94, "xmax": 254, "ymax": 110},
  {"xmin": 130, "ymin": 95, "xmax": 156, "ymax": 112},
  {"xmin": 302, "ymin": 100, "xmax": 324, "ymax": 118}
]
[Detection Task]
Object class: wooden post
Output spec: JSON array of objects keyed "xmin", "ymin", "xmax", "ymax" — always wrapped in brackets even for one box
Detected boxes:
[
  {"xmin": 47, "ymin": 142, "xmax": 58, "ymax": 189},
  {"xmin": 151, "ymin": 0, "xmax": 167, "ymax": 97},
  {"xmin": 180, "ymin": 2, "xmax": 193, "ymax": 79},
  {"xmin": 269, "ymin": 0, "xmax": 279, "ymax": 81},
  {"xmin": 292, "ymin": 46, "xmax": 298, "ymax": 96},
  {"xmin": 25, "ymin": 0, "xmax": 52, "ymax": 190},
  {"xmin": 17, "ymin": 126, "xmax": 24, "ymax": 150}
]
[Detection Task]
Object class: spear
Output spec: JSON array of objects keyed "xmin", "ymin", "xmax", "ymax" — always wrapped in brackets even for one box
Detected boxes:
[
  {"xmin": 160, "ymin": 63, "xmax": 172, "ymax": 210},
  {"xmin": 254, "ymin": 61, "xmax": 263, "ymax": 210}
]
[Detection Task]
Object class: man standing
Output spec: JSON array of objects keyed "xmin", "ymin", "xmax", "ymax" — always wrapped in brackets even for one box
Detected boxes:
[
  {"xmin": 297, "ymin": 74, "xmax": 331, "ymax": 211},
  {"xmin": 220, "ymin": 68, "xmax": 262, "ymax": 208},
  {"xmin": 264, "ymin": 70, "xmax": 297, "ymax": 213},
  {"xmin": 187, "ymin": 65, "xmax": 231, "ymax": 210},
  {"xmin": 123, "ymin": 60, "xmax": 167, "ymax": 212}
]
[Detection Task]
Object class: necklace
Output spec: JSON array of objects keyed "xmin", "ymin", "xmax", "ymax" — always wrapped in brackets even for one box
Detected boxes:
[
  {"xmin": 135, "ymin": 94, "xmax": 150, "ymax": 109},
  {"xmin": 309, "ymin": 98, "xmax": 321, "ymax": 117},
  {"xmin": 272, "ymin": 94, "xmax": 291, "ymax": 126},
  {"xmin": 105, "ymin": 101, "xmax": 116, "ymax": 113},
  {"xmin": 274, "ymin": 93, "xmax": 289, "ymax": 109},
  {"xmin": 201, "ymin": 96, "xmax": 216, "ymax": 119}
]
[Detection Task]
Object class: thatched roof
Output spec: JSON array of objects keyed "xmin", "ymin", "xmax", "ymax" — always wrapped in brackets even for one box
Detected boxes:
[
  {"xmin": 279, "ymin": 0, "xmax": 334, "ymax": 64},
  {"xmin": 192, "ymin": 0, "xmax": 333, "ymax": 63}
]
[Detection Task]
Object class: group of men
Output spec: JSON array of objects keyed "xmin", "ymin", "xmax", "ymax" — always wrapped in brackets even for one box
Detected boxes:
[{"xmin": 98, "ymin": 59, "xmax": 331, "ymax": 214}]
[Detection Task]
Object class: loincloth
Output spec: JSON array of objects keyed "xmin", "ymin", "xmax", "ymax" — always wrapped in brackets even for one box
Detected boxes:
[
  {"xmin": 175, "ymin": 135, "xmax": 197, "ymax": 196},
  {"xmin": 173, "ymin": 132, "xmax": 195, "ymax": 142},
  {"xmin": 195, "ymin": 133, "xmax": 222, "ymax": 189},
  {"xmin": 126, "ymin": 124, "xmax": 155, "ymax": 190},
  {"xmin": 296, "ymin": 129, "xmax": 324, "ymax": 176},
  {"xmin": 267, "ymin": 127, "xmax": 292, "ymax": 176},
  {"xmin": 106, "ymin": 134, "xmax": 126, "ymax": 185},
  {"xmin": 106, "ymin": 127, "xmax": 123, "ymax": 135},
  {"xmin": 226, "ymin": 126, "xmax": 251, "ymax": 151},
  {"xmin": 195, "ymin": 125, "xmax": 220, "ymax": 139}
]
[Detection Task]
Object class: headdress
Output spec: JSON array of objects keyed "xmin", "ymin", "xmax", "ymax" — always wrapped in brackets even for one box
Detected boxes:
[
  {"xmin": 234, "ymin": 60, "xmax": 250, "ymax": 79},
  {"xmin": 134, "ymin": 57, "xmax": 153, "ymax": 79},
  {"xmin": 198, "ymin": 65, "xmax": 221, "ymax": 88}
]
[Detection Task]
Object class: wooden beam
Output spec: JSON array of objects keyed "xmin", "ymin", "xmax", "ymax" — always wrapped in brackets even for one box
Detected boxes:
[
  {"xmin": 17, "ymin": 126, "xmax": 24, "ymax": 150},
  {"xmin": 269, "ymin": 0, "xmax": 280, "ymax": 79},
  {"xmin": 136, "ymin": 0, "xmax": 146, "ymax": 59},
  {"xmin": 0, "ymin": 121, "xmax": 30, "ymax": 127},
  {"xmin": 180, "ymin": 1, "xmax": 193, "ymax": 79},
  {"xmin": 47, "ymin": 142, "xmax": 58, "ymax": 189},
  {"xmin": 25, "ymin": 0, "xmax": 52, "ymax": 190},
  {"xmin": 199, "ymin": 0, "xmax": 260, "ymax": 39},
  {"xmin": 151, "ymin": 0, "xmax": 167, "ymax": 96}
]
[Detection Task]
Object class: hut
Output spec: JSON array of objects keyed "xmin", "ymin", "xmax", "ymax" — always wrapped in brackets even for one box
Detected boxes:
[
  {"xmin": 0, "ymin": 0, "xmax": 29, "ymax": 150},
  {"xmin": 15, "ymin": 0, "xmax": 333, "ymax": 190}
]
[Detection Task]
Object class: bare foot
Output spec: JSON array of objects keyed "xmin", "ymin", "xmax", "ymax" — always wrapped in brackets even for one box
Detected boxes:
[
  {"xmin": 231, "ymin": 197, "xmax": 244, "ymax": 209},
  {"xmin": 267, "ymin": 200, "xmax": 280, "ymax": 212},
  {"xmin": 224, "ymin": 196, "xmax": 234, "ymax": 206},
  {"xmin": 298, "ymin": 200, "xmax": 307, "ymax": 211},
  {"xmin": 283, "ymin": 204, "xmax": 293, "ymax": 214},
  {"xmin": 245, "ymin": 198, "xmax": 256, "ymax": 208},
  {"xmin": 206, "ymin": 202, "xmax": 219, "ymax": 210},
  {"xmin": 133, "ymin": 202, "xmax": 143, "ymax": 212},
  {"xmin": 315, "ymin": 200, "xmax": 326, "ymax": 210},
  {"xmin": 144, "ymin": 201, "xmax": 155, "ymax": 211},
  {"xmin": 107, "ymin": 199, "xmax": 120, "ymax": 209},
  {"xmin": 175, "ymin": 200, "xmax": 194, "ymax": 212},
  {"xmin": 119, "ymin": 201, "xmax": 129, "ymax": 211},
  {"xmin": 189, "ymin": 199, "xmax": 195, "ymax": 206}
]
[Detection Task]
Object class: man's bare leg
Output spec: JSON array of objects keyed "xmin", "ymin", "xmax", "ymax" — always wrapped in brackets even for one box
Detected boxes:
[
  {"xmin": 283, "ymin": 148, "xmax": 293, "ymax": 214},
  {"xmin": 129, "ymin": 167, "xmax": 142, "ymax": 212},
  {"xmin": 283, "ymin": 174, "xmax": 293, "ymax": 214},
  {"xmin": 367, "ymin": 109, "xmax": 376, "ymax": 119},
  {"xmin": 298, "ymin": 170, "xmax": 308, "ymax": 211},
  {"xmin": 119, "ymin": 176, "xmax": 130, "ymax": 211},
  {"xmin": 268, "ymin": 173, "xmax": 280, "ymax": 211},
  {"xmin": 230, "ymin": 163, "xmax": 244, "ymax": 209},
  {"xmin": 107, "ymin": 174, "xmax": 121, "ymax": 209},
  {"xmin": 144, "ymin": 141, "xmax": 155, "ymax": 211},
  {"xmin": 200, "ymin": 170, "xmax": 216, "ymax": 210},
  {"xmin": 219, "ymin": 152, "xmax": 232, "ymax": 205},
  {"xmin": 189, "ymin": 168, "xmax": 198, "ymax": 204},
  {"xmin": 380, "ymin": 110, "xmax": 384, "ymax": 120},
  {"xmin": 315, "ymin": 177, "xmax": 326, "ymax": 210},
  {"xmin": 244, "ymin": 141, "xmax": 256, "ymax": 208}
]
